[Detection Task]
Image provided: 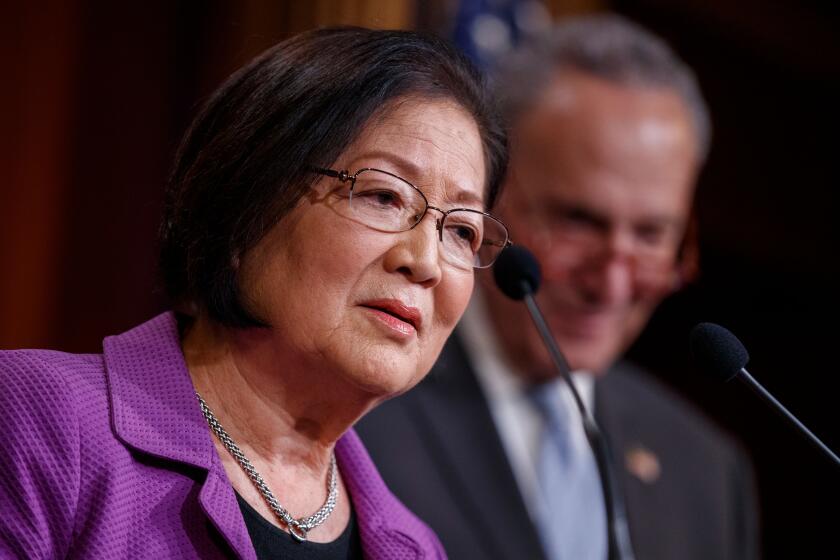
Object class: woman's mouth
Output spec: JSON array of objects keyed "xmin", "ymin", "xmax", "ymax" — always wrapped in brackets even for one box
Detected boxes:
[{"xmin": 359, "ymin": 299, "xmax": 422, "ymax": 336}]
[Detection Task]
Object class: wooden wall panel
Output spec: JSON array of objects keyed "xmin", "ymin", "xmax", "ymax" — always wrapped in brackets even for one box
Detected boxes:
[
  {"xmin": 0, "ymin": 2, "xmax": 80, "ymax": 348},
  {"xmin": 0, "ymin": 1, "xmax": 417, "ymax": 352}
]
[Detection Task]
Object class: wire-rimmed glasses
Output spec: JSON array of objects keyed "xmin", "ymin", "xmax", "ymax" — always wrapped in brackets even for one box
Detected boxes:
[
  {"xmin": 517, "ymin": 208, "xmax": 683, "ymax": 293},
  {"xmin": 310, "ymin": 167, "xmax": 511, "ymax": 270}
]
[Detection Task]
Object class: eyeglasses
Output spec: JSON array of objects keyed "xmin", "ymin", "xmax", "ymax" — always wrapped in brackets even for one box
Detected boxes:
[
  {"xmin": 521, "ymin": 218, "xmax": 681, "ymax": 289},
  {"xmin": 310, "ymin": 167, "xmax": 511, "ymax": 270}
]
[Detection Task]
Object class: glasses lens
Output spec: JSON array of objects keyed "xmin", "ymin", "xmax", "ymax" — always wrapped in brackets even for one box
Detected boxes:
[
  {"xmin": 441, "ymin": 210, "xmax": 509, "ymax": 269},
  {"xmin": 530, "ymin": 225, "xmax": 677, "ymax": 271},
  {"xmin": 349, "ymin": 169, "xmax": 427, "ymax": 233}
]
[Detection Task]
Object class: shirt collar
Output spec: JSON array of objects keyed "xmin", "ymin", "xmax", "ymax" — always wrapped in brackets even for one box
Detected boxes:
[{"xmin": 459, "ymin": 291, "xmax": 595, "ymax": 412}]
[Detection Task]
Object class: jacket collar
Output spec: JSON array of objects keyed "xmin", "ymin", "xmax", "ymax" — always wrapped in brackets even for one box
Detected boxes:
[
  {"xmin": 103, "ymin": 312, "xmax": 256, "ymax": 558},
  {"xmin": 103, "ymin": 311, "xmax": 215, "ymax": 469},
  {"xmin": 103, "ymin": 312, "xmax": 437, "ymax": 559},
  {"xmin": 336, "ymin": 429, "xmax": 442, "ymax": 558}
]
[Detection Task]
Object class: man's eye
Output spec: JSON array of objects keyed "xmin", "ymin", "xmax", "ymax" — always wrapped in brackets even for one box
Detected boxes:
[
  {"xmin": 635, "ymin": 225, "xmax": 667, "ymax": 246},
  {"xmin": 556, "ymin": 209, "xmax": 603, "ymax": 231}
]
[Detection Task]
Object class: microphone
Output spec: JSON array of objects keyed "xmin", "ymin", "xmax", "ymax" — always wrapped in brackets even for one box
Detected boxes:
[
  {"xmin": 493, "ymin": 246, "xmax": 575, "ymax": 391},
  {"xmin": 493, "ymin": 245, "xmax": 636, "ymax": 560},
  {"xmin": 690, "ymin": 322, "xmax": 840, "ymax": 467},
  {"xmin": 493, "ymin": 243, "xmax": 541, "ymax": 299}
]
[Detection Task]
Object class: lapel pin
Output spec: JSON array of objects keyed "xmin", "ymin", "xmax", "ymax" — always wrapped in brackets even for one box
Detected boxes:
[{"xmin": 625, "ymin": 445, "xmax": 661, "ymax": 484}]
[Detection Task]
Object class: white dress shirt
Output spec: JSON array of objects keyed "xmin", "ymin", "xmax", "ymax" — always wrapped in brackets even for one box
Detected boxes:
[{"xmin": 458, "ymin": 292, "xmax": 595, "ymax": 523}]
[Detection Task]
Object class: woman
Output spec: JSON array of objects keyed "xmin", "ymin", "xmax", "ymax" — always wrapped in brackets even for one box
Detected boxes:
[{"xmin": 0, "ymin": 28, "xmax": 509, "ymax": 559}]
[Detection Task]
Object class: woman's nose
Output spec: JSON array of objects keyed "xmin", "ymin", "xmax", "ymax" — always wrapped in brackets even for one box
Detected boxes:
[{"xmin": 383, "ymin": 215, "xmax": 444, "ymax": 287}]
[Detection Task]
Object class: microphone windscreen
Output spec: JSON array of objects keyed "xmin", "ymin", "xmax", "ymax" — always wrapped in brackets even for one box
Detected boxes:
[
  {"xmin": 689, "ymin": 322, "xmax": 750, "ymax": 382},
  {"xmin": 493, "ymin": 245, "xmax": 541, "ymax": 301}
]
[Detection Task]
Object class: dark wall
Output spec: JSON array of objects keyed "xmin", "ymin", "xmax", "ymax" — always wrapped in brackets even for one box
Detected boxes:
[
  {"xmin": 1, "ymin": 2, "xmax": 342, "ymax": 351},
  {"xmin": 615, "ymin": 1, "xmax": 839, "ymax": 557}
]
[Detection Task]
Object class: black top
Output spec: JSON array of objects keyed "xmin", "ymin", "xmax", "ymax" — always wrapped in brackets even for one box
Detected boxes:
[{"xmin": 236, "ymin": 492, "xmax": 363, "ymax": 559}]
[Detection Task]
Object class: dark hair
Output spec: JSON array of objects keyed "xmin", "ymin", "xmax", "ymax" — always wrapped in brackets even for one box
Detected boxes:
[
  {"xmin": 160, "ymin": 27, "xmax": 507, "ymax": 328},
  {"xmin": 495, "ymin": 14, "xmax": 711, "ymax": 161}
]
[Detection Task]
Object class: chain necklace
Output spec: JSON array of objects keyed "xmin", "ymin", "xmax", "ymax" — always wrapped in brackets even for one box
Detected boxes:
[{"xmin": 195, "ymin": 391, "xmax": 338, "ymax": 542}]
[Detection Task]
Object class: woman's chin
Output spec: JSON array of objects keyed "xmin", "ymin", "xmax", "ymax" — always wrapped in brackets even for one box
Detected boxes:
[{"xmin": 343, "ymin": 356, "xmax": 425, "ymax": 401}]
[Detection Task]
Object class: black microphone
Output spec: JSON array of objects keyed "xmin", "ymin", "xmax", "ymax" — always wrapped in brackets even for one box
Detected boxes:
[
  {"xmin": 493, "ymin": 245, "xmax": 636, "ymax": 560},
  {"xmin": 493, "ymin": 243, "xmax": 541, "ymax": 299},
  {"xmin": 493, "ymin": 246, "xmax": 575, "ymax": 394},
  {"xmin": 690, "ymin": 322, "xmax": 840, "ymax": 467}
]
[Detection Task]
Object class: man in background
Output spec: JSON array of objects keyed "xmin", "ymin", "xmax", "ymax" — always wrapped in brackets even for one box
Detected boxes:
[{"xmin": 357, "ymin": 14, "xmax": 758, "ymax": 560}]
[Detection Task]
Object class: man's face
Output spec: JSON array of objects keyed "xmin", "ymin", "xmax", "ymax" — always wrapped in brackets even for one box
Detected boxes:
[{"xmin": 483, "ymin": 71, "xmax": 699, "ymax": 379}]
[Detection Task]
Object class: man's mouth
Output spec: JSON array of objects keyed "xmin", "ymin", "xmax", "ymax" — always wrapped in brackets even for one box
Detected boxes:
[{"xmin": 550, "ymin": 308, "xmax": 614, "ymax": 337}]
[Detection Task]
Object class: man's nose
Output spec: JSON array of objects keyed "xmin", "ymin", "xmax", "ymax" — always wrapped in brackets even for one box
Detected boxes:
[{"xmin": 577, "ymin": 231, "xmax": 637, "ymax": 304}]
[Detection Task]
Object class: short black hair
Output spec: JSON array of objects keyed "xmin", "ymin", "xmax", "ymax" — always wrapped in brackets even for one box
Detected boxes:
[{"xmin": 160, "ymin": 27, "xmax": 507, "ymax": 328}]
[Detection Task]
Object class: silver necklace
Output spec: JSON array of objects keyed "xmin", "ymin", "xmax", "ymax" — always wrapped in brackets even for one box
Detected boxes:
[{"xmin": 195, "ymin": 391, "xmax": 338, "ymax": 542}]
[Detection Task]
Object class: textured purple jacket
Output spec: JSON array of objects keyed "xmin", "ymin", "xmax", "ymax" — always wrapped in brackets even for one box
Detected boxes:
[{"xmin": 0, "ymin": 312, "xmax": 445, "ymax": 559}]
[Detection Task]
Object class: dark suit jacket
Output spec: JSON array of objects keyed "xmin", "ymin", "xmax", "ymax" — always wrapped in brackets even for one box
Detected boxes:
[{"xmin": 356, "ymin": 334, "xmax": 759, "ymax": 560}]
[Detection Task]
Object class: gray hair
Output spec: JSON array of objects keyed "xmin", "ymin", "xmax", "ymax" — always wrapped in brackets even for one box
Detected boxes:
[{"xmin": 494, "ymin": 13, "xmax": 711, "ymax": 162}]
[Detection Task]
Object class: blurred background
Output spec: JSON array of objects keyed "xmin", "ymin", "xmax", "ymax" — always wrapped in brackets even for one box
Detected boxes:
[{"xmin": 1, "ymin": 1, "xmax": 837, "ymax": 557}]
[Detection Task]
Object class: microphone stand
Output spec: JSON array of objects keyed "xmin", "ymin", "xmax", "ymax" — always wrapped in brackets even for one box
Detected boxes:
[
  {"xmin": 736, "ymin": 367, "xmax": 840, "ymax": 467},
  {"xmin": 522, "ymin": 283, "xmax": 636, "ymax": 560}
]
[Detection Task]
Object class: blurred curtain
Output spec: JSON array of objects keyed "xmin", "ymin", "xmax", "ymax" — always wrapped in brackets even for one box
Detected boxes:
[{"xmin": 0, "ymin": 0, "xmax": 415, "ymax": 352}]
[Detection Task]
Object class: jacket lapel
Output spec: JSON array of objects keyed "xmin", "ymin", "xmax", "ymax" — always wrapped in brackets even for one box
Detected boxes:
[
  {"xmin": 594, "ymin": 362, "xmax": 649, "ymax": 491},
  {"xmin": 103, "ymin": 312, "xmax": 256, "ymax": 560},
  {"xmin": 594, "ymin": 362, "xmax": 660, "ymax": 559},
  {"xmin": 409, "ymin": 336, "xmax": 547, "ymax": 560},
  {"xmin": 336, "ymin": 429, "xmax": 438, "ymax": 559}
]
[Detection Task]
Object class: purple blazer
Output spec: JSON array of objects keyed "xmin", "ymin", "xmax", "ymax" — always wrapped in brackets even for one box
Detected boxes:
[{"xmin": 0, "ymin": 312, "xmax": 445, "ymax": 559}]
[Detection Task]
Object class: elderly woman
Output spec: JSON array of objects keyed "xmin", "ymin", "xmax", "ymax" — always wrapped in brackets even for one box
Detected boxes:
[{"xmin": 0, "ymin": 28, "xmax": 508, "ymax": 559}]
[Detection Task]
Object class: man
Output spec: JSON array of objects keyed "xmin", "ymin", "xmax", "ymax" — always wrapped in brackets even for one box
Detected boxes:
[{"xmin": 357, "ymin": 14, "xmax": 758, "ymax": 560}]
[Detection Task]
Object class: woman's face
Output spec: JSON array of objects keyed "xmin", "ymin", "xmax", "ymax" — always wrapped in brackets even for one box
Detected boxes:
[{"xmin": 238, "ymin": 98, "xmax": 486, "ymax": 400}]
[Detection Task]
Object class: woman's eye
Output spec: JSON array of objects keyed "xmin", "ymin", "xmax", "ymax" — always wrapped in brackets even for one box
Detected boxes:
[
  {"xmin": 356, "ymin": 189, "xmax": 402, "ymax": 209},
  {"xmin": 445, "ymin": 223, "xmax": 480, "ymax": 251},
  {"xmin": 455, "ymin": 225, "xmax": 476, "ymax": 242}
]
